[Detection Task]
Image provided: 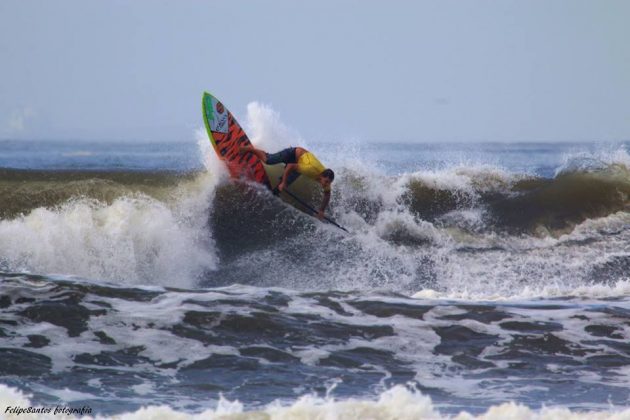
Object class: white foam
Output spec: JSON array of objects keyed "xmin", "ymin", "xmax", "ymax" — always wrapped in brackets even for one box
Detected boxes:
[
  {"xmin": 130, "ymin": 383, "xmax": 154, "ymax": 396},
  {"xmin": 195, "ymin": 127, "xmax": 229, "ymax": 181},
  {"xmin": 1, "ymin": 383, "xmax": 629, "ymax": 419},
  {"xmin": 323, "ymin": 162, "xmax": 630, "ymax": 300},
  {"xmin": 0, "ymin": 195, "xmax": 213, "ymax": 287},
  {"xmin": 373, "ymin": 210, "xmax": 443, "ymax": 243},
  {"xmin": 555, "ymin": 143, "xmax": 630, "ymax": 176},
  {"xmin": 405, "ymin": 164, "xmax": 516, "ymax": 196},
  {"xmin": 423, "ymin": 210, "xmax": 630, "ymax": 300},
  {"xmin": 40, "ymin": 387, "xmax": 96, "ymax": 402},
  {"xmin": 245, "ymin": 101, "xmax": 305, "ymax": 151},
  {"xmin": 0, "ymin": 137, "xmax": 221, "ymax": 287}
]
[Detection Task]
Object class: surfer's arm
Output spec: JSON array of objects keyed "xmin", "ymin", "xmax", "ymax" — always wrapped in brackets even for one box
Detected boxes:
[
  {"xmin": 318, "ymin": 191, "xmax": 331, "ymax": 219},
  {"xmin": 278, "ymin": 163, "xmax": 297, "ymax": 191}
]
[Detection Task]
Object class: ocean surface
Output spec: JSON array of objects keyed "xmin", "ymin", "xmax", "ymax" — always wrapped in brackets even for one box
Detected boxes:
[{"xmin": 1, "ymin": 134, "xmax": 630, "ymax": 419}]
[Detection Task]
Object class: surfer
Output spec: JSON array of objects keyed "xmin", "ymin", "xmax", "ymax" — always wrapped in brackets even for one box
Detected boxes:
[{"xmin": 239, "ymin": 146, "xmax": 335, "ymax": 219}]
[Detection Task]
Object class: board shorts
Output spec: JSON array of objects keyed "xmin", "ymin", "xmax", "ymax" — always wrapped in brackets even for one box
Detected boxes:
[
  {"xmin": 266, "ymin": 147, "xmax": 300, "ymax": 185},
  {"xmin": 266, "ymin": 147, "xmax": 297, "ymax": 165}
]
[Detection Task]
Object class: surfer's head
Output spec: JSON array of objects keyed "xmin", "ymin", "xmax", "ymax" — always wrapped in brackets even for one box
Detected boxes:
[{"xmin": 319, "ymin": 169, "xmax": 335, "ymax": 189}]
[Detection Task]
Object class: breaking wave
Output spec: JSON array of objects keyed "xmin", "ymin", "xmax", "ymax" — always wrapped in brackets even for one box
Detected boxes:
[{"xmin": 0, "ymin": 143, "xmax": 628, "ymax": 297}]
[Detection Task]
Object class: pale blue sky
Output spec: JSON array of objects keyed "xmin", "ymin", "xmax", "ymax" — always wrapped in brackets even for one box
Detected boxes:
[{"xmin": 1, "ymin": 0, "xmax": 629, "ymax": 142}]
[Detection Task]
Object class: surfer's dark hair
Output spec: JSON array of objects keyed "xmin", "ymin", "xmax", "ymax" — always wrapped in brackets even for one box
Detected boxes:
[{"xmin": 322, "ymin": 169, "xmax": 335, "ymax": 181}]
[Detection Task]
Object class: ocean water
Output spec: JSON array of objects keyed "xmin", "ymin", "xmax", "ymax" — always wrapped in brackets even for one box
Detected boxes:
[{"xmin": 1, "ymin": 131, "xmax": 630, "ymax": 418}]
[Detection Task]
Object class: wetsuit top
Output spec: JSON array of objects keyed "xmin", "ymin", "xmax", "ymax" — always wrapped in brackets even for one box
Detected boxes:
[{"xmin": 296, "ymin": 152, "xmax": 331, "ymax": 192}]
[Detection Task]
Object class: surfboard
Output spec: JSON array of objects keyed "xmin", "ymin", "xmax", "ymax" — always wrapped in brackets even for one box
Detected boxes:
[
  {"xmin": 202, "ymin": 92, "xmax": 347, "ymax": 232},
  {"xmin": 202, "ymin": 92, "xmax": 271, "ymax": 189}
]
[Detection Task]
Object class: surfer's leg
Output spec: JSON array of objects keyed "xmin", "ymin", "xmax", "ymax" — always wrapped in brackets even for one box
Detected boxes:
[
  {"xmin": 265, "ymin": 147, "xmax": 297, "ymax": 165},
  {"xmin": 239, "ymin": 146, "xmax": 268, "ymax": 163},
  {"xmin": 274, "ymin": 169, "xmax": 300, "ymax": 195}
]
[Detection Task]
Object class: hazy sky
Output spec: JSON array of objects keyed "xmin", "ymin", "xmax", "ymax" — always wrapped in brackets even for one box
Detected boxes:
[{"xmin": 1, "ymin": 0, "xmax": 629, "ymax": 142}]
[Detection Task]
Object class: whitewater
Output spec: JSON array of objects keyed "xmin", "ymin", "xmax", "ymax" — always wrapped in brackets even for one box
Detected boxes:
[{"xmin": 0, "ymin": 103, "xmax": 629, "ymax": 418}]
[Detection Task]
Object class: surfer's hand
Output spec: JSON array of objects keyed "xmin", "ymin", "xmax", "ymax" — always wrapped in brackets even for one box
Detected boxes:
[
  {"xmin": 278, "ymin": 182, "xmax": 286, "ymax": 192},
  {"xmin": 317, "ymin": 210, "xmax": 325, "ymax": 220}
]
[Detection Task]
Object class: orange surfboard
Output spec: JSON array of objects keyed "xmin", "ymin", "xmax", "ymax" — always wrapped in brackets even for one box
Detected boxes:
[{"xmin": 202, "ymin": 92, "xmax": 271, "ymax": 189}]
